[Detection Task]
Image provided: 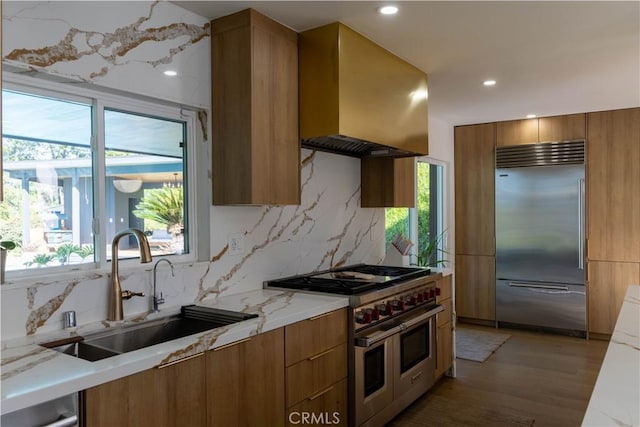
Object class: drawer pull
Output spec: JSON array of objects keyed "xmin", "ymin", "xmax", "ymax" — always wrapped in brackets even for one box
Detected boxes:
[
  {"xmin": 213, "ymin": 337, "xmax": 251, "ymax": 351},
  {"xmin": 308, "ymin": 348, "xmax": 334, "ymax": 361},
  {"xmin": 308, "ymin": 385, "xmax": 334, "ymax": 401},
  {"xmin": 158, "ymin": 352, "xmax": 203, "ymax": 369},
  {"xmin": 411, "ymin": 371, "xmax": 423, "ymax": 384}
]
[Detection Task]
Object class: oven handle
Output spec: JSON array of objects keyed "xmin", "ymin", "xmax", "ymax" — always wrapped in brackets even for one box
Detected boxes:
[
  {"xmin": 401, "ymin": 305, "xmax": 444, "ymax": 329},
  {"xmin": 354, "ymin": 305, "xmax": 444, "ymax": 348},
  {"xmin": 354, "ymin": 325, "xmax": 403, "ymax": 348}
]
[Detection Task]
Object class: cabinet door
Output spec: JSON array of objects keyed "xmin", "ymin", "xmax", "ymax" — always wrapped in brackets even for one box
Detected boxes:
[
  {"xmin": 435, "ymin": 321, "xmax": 452, "ymax": 378},
  {"xmin": 207, "ymin": 328, "xmax": 285, "ymax": 427},
  {"xmin": 588, "ymin": 261, "xmax": 640, "ymax": 335},
  {"xmin": 455, "ymin": 254, "xmax": 495, "ymax": 321},
  {"xmin": 496, "ymin": 119, "xmax": 538, "ymax": 146},
  {"xmin": 538, "ymin": 113, "xmax": 586, "ymax": 143},
  {"xmin": 361, "ymin": 157, "xmax": 416, "ymax": 207},
  {"xmin": 285, "ymin": 309, "xmax": 347, "ymax": 366},
  {"xmin": 286, "ymin": 342, "xmax": 347, "ymax": 408},
  {"xmin": 587, "ymin": 108, "xmax": 640, "ymax": 262},
  {"xmin": 84, "ymin": 354, "xmax": 206, "ymax": 427},
  {"xmin": 286, "ymin": 378, "xmax": 348, "ymax": 427},
  {"xmin": 454, "ymin": 123, "xmax": 495, "ymax": 256},
  {"xmin": 212, "ymin": 9, "xmax": 299, "ymax": 205}
]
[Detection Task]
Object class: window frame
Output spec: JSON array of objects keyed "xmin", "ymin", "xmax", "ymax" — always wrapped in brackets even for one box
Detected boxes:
[
  {"xmin": 412, "ymin": 156, "xmax": 450, "ymax": 265},
  {"xmin": 2, "ymin": 73, "xmax": 202, "ymax": 282}
]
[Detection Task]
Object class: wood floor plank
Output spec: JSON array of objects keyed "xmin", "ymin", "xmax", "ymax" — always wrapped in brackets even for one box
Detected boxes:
[{"xmin": 390, "ymin": 324, "xmax": 608, "ymax": 427}]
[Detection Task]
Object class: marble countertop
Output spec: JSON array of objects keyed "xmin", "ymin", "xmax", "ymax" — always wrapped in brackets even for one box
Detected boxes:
[
  {"xmin": 582, "ymin": 285, "xmax": 640, "ymax": 426},
  {"xmin": 0, "ymin": 289, "xmax": 349, "ymax": 415}
]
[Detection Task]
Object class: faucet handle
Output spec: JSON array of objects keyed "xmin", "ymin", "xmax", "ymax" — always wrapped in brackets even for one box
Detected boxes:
[
  {"xmin": 122, "ymin": 290, "xmax": 145, "ymax": 300},
  {"xmin": 156, "ymin": 292, "xmax": 165, "ymax": 306}
]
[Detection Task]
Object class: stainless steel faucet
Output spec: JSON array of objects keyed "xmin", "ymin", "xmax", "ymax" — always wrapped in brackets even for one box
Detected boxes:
[
  {"xmin": 153, "ymin": 258, "xmax": 174, "ymax": 313},
  {"xmin": 108, "ymin": 228, "xmax": 153, "ymax": 321}
]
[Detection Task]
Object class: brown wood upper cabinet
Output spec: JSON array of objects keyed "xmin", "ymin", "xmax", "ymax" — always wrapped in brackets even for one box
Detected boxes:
[
  {"xmin": 497, "ymin": 113, "xmax": 586, "ymax": 146},
  {"xmin": 454, "ymin": 123, "xmax": 495, "ymax": 256},
  {"xmin": 539, "ymin": 113, "xmax": 586, "ymax": 143},
  {"xmin": 361, "ymin": 157, "xmax": 416, "ymax": 207},
  {"xmin": 211, "ymin": 9, "xmax": 300, "ymax": 205},
  {"xmin": 587, "ymin": 108, "xmax": 640, "ymax": 263}
]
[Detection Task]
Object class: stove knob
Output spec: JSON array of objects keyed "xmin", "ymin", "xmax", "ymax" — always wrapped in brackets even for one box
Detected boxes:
[
  {"xmin": 371, "ymin": 307, "xmax": 380, "ymax": 321},
  {"xmin": 391, "ymin": 299, "xmax": 405, "ymax": 311},
  {"xmin": 428, "ymin": 289, "xmax": 436, "ymax": 299},
  {"xmin": 408, "ymin": 295, "xmax": 417, "ymax": 306},
  {"xmin": 435, "ymin": 287, "xmax": 441, "ymax": 296},
  {"xmin": 417, "ymin": 293, "xmax": 424, "ymax": 303},
  {"xmin": 376, "ymin": 303, "xmax": 389, "ymax": 316},
  {"xmin": 355, "ymin": 311, "xmax": 366, "ymax": 323},
  {"xmin": 422, "ymin": 291, "xmax": 430, "ymax": 301},
  {"xmin": 386, "ymin": 302, "xmax": 394, "ymax": 315}
]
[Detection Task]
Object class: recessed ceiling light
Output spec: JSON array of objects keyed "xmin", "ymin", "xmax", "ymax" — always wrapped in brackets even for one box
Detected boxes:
[
  {"xmin": 526, "ymin": 114, "xmax": 537, "ymax": 119},
  {"xmin": 379, "ymin": 5, "xmax": 398, "ymax": 15},
  {"xmin": 163, "ymin": 70, "xmax": 178, "ymax": 77},
  {"xmin": 483, "ymin": 80, "xmax": 497, "ymax": 86}
]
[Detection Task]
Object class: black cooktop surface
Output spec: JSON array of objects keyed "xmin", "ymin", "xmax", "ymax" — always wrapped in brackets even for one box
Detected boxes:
[{"xmin": 264, "ymin": 264, "xmax": 431, "ymax": 295}]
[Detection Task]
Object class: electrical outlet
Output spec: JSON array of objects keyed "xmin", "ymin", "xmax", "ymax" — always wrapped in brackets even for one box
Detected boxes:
[{"xmin": 228, "ymin": 233, "xmax": 245, "ymax": 256}]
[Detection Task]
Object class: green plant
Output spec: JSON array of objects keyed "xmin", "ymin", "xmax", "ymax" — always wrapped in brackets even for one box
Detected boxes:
[
  {"xmin": 75, "ymin": 244, "xmax": 94, "ymax": 260},
  {"xmin": 56, "ymin": 243, "xmax": 82, "ymax": 265},
  {"xmin": 133, "ymin": 186, "xmax": 183, "ymax": 235},
  {"xmin": 24, "ymin": 254, "xmax": 56, "ymax": 268},
  {"xmin": 416, "ymin": 230, "xmax": 449, "ymax": 267}
]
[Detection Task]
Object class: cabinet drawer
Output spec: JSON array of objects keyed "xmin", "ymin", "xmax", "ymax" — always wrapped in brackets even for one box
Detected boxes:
[
  {"xmin": 285, "ymin": 309, "xmax": 347, "ymax": 366},
  {"xmin": 437, "ymin": 299, "xmax": 452, "ymax": 327},
  {"xmin": 286, "ymin": 377, "xmax": 347, "ymax": 427},
  {"xmin": 286, "ymin": 342, "xmax": 347, "ymax": 407}
]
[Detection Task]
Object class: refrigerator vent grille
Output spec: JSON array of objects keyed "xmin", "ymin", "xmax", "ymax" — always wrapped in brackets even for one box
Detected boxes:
[{"xmin": 496, "ymin": 141, "xmax": 585, "ymax": 168}]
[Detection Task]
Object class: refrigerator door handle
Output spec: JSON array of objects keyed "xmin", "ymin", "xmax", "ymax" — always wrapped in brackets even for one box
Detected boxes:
[
  {"xmin": 578, "ymin": 179, "xmax": 585, "ymax": 270},
  {"xmin": 508, "ymin": 282, "xmax": 570, "ymax": 291}
]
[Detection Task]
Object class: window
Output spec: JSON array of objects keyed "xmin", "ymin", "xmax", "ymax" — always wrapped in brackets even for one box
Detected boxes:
[
  {"xmin": 384, "ymin": 159, "xmax": 447, "ymax": 266},
  {"xmin": 1, "ymin": 78, "xmax": 195, "ymax": 277}
]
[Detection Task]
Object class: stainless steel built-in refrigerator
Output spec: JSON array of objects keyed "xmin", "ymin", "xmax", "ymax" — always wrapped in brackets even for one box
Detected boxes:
[{"xmin": 495, "ymin": 141, "xmax": 586, "ymax": 333}]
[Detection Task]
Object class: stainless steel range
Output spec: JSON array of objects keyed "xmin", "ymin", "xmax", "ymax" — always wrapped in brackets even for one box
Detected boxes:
[{"xmin": 265, "ymin": 264, "xmax": 443, "ymax": 427}]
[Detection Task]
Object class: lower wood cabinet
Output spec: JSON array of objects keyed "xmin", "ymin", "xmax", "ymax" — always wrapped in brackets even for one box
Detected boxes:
[
  {"xmin": 435, "ymin": 275, "xmax": 453, "ymax": 379},
  {"xmin": 455, "ymin": 254, "xmax": 495, "ymax": 321},
  {"xmin": 286, "ymin": 378, "xmax": 347, "ymax": 427},
  {"xmin": 588, "ymin": 261, "xmax": 640, "ymax": 335},
  {"xmin": 207, "ymin": 328, "xmax": 285, "ymax": 426},
  {"xmin": 82, "ymin": 310, "xmax": 348, "ymax": 427},
  {"xmin": 83, "ymin": 352, "xmax": 207, "ymax": 427},
  {"xmin": 285, "ymin": 308, "xmax": 348, "ymax": 426}
]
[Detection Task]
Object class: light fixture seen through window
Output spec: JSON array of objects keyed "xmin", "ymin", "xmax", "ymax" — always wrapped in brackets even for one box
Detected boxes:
[
  {"xmin": 483, "ymin": 80, "xmax": 497, "ymax": 86},
  {"xmin": 113, "ymin": 179, "xmax": 143, "ymax": 193}
]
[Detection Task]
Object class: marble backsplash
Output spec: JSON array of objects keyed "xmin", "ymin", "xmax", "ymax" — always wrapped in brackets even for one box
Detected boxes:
[
  {"xmin": 1, "ymin": 149, "xmax": 385, "ymax": 342},
  {"xmin": 2, "ymin": 1, "xmax": 211, "ymax": 108}
]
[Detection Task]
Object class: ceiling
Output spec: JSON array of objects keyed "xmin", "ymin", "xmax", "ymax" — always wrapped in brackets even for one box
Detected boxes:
[{"xmin": 173, "ymin": 1, "xmax": 640, "ymax": 126}]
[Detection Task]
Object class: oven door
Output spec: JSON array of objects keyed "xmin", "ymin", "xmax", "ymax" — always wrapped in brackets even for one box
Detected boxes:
[
  {"xmin": 354, "ymin": 323, "xmax": 400, "ymax": 426},
  {"xmin": 394, "ymin": 305, "xmax": 443, "ymax": 399}
]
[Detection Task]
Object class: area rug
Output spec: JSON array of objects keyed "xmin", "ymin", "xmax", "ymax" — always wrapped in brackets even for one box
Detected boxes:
[
  {"xmin": 388, "ymin": 393, "xmax": 535, "ymax": 427},
  {"xmin": 456, "ymin": 328, "xmax": 511, "ymax": 362}
]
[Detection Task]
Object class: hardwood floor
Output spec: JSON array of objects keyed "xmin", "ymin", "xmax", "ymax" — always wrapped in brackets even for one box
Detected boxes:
[{"xmin": 391, "ymin": 324, "xmax": 609, "ymax": 427}]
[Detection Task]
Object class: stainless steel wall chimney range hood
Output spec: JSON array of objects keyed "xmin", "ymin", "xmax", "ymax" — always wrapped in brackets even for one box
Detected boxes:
[{"xmin": 298, "ymin": 23, "xmax": 429, "ymax": 158}]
